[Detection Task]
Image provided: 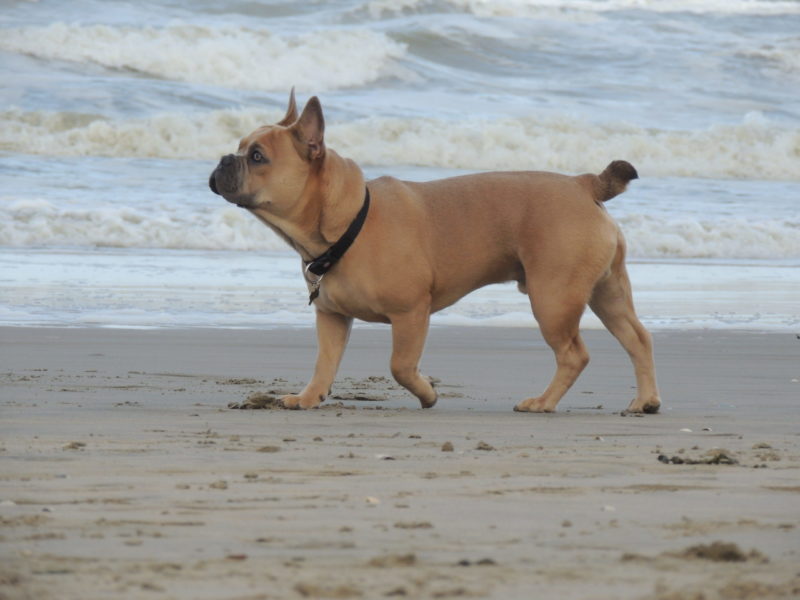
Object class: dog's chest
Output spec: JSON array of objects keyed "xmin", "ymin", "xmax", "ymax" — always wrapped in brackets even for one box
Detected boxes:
[{"xmin": 311, "ymin": 278, "xmax": 390, "ymax": 324}]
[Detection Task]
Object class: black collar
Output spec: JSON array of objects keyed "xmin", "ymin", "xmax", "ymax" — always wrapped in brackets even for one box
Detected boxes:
[{"xmin": 305, "ymin": 187, "xmax": 370, "ymax": 278}]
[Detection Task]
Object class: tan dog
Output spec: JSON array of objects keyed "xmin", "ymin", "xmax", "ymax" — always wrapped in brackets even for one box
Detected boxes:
[{"xmin": 209, "ymin": 91, "xmax": 661, "ymax": 413}]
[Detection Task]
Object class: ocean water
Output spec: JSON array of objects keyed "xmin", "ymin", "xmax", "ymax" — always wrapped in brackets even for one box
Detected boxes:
[{"xmin": 0, "ymin": 0, "xmax": 798, "ymax": 331}]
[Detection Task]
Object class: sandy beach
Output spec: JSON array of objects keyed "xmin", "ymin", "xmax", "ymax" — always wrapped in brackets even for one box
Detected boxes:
[
  {"xmin": 1, "ymin": 326, "xmax": 799, "ymax": 599},
  {"xmin": 3, "ymin": 1, "xmax": 799, "ymax": 598}
]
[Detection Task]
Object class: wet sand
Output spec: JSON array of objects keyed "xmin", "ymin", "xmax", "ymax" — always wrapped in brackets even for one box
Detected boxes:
[{"xmin": 1, "ymin": 326, "xmax": 799, "ymax": 599}]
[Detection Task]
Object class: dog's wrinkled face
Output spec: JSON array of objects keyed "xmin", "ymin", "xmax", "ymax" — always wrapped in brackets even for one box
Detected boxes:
[
  {"xmin": 209, "ymin": 126, "xmax": 307, "ymax": 211},
  {"xmin": 209, "ymin": 90, "xmax": 325, "ymax": 215}
]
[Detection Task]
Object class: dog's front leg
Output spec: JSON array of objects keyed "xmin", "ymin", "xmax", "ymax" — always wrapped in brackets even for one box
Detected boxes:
[
  {"xmin": 389, "ymin": 307, "xmax": 437, "ymax": 409},
  {"xmin": 281, "ymin": 310, "xmax": 353, "ymax": 409}
]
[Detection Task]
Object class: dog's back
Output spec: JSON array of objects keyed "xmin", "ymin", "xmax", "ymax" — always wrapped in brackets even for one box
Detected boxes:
[{"xmin": 362, "ymin": 163, "xmax": 635, "ymax": 314}]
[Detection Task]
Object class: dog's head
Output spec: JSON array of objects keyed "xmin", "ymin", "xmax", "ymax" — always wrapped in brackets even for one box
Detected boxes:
[{"xmin": 209, "ymin": 89, "xmax": 327, "ymax": 213}]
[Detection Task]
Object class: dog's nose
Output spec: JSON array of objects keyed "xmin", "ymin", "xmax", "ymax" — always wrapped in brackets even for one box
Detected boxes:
[
  {"xmin": 208, "ymin": 171, "xmax": 219, "ymax": 195},
  {"xmin": 221, "ymin": 154, "xmax": 235, "ymax": 167}
]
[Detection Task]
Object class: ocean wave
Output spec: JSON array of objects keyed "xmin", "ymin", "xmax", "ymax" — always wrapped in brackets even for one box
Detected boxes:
[
  {"xmin": 2, "ymin": 108, "xmax": 798, "ymax": 181},
  {"xmin": 0, "ymin": 23, "xmax": 406, "ymax": 91},
  {"xmin": 0, "ymin": 198, "xmax": 288, "ymax": 252},
  {"xmin": 620, "ymin": 215, "xmax": 800, "ymax": 260},
  {"xmin": 365, "ymin": 0, "xmax": 800, "ymax": 17},
  {"xmin": 741, "ymin": 41, "xmax": 800, "ymax": 74},
  {"xmin": 2, "ymin": 198, "xmax": 798, "ymax": 259},
  {"xmin": 0, "ymin": 107, "xmax": 275, "ymax": 160},
  {"xmin": 334, "ymin": 112, "xmax": 800, "ymax": 181}
]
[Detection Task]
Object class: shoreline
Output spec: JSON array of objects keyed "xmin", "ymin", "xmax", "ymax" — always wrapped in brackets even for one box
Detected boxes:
[
  {"xmin": 2, "ymin": 326, "xmax": 799, "ymax": 413},
  {"xmin": 2, "ymin": 326, "xmax": 799, "ymax": 599},
  {"xmin": 2, "ymin": 248, "xmax": 799, "ymax": 332}
]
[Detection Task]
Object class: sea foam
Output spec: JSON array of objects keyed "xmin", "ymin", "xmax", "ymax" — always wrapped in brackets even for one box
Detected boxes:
[
  {"xmin": 0, "ymin": 198, "xmax": 287, "ymax": 252},
  {"xmin": 2, "ymin": 108, "xmax": 798, "ymax": 181},
  {"xmin": 0, "ymin": 23, "xmax": 406, "ymax": 92},
  {"xmin": 2, "ymin": 196, "xmax": 797, "ymax": 260},
  {"xmin": 365, "ymin": 0, "xmax": 800, "ymax": 17},
  {"xmin": 620, "ymin": 215, "xmax": 800, "ymax": 260}
]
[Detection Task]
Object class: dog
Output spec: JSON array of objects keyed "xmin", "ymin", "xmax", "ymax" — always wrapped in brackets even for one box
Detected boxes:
[{"xmin": 209, "ymin": 90, "xmax": 661, "ymax": 413}]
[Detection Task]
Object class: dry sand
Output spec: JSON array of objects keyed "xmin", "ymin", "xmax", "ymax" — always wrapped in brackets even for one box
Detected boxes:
[{"xmin": 1, "ymin": 326, "xmax": 799, "ymax": 599}]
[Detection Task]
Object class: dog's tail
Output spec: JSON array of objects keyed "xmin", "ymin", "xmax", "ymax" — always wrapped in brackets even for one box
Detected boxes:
[{"xmin": 593, "ymin": 160, "xmax": 638, "ymax": 203}]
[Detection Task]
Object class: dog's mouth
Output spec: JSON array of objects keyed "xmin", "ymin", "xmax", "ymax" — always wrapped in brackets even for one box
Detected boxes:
[
  {"xmin": 209, "ymin": 166, "xmax": 254, "ymax": 209},
  {"xmin": 231, "ymin": 198, "xmax": 255, "ymax": 209}
]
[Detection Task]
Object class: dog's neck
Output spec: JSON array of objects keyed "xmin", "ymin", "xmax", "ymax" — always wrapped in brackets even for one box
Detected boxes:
[
  {"xmin": 316, "ymin": 151, "xmax": 367, "ymax": 244},
  {"xmin": 249, "ymin": 149, "xmax": 366, "ymax": 262}
]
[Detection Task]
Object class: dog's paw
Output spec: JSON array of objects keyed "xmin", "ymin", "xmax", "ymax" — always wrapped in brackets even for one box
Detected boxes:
[
  {"xmin": 280, "ymin": 394, "xmax": 323, "ymax": 410},
  {"xmin": 419, "ymin": 376, "xmax": 438, "ymax": 409},
  {"xmin": 513, "ymin": 397, "xmax": 556, "ymax": 413},
  {"xmin": 625, "ymin": 397, "xmax": 661, "ymax": 414}
]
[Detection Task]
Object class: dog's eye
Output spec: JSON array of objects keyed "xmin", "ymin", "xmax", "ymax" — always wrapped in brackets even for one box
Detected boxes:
[{"xmin": 251, "ymin": 150, "xmax": 267, "ymax": 164}]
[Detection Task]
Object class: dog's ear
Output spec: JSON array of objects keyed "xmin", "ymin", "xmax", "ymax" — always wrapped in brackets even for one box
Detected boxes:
[
  {"xmin": 276, "ymin": 87, "xmax": 298, "ymax": 127},
  {"xmin": 291, "ymin": 96, "xmax": 325, "ymax": 162}
]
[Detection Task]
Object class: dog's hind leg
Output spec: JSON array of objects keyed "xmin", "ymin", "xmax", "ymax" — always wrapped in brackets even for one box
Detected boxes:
[
  {"xmin": 281, "ymin": 310, "xmax": 353, "ymax": 409},
  {"xmin": 389, "ymin": 306, "xmax": 438, "ymax": 408},
  {"xmin": 589, "ymin": 257, "xmax": 661, "ymax": 414},
  {"xmin": 515, "ymin": 282, "xmax": 591, "ymax": 413}
]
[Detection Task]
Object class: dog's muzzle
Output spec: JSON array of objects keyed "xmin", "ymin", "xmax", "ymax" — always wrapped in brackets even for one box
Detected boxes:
[
  {"xmin": 209, "ymin": 154, "xmax": 238, "ymax": 198},
  {"xmin": 208, "ymin": 155, "xmax": 255, "ymax": 208}
]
